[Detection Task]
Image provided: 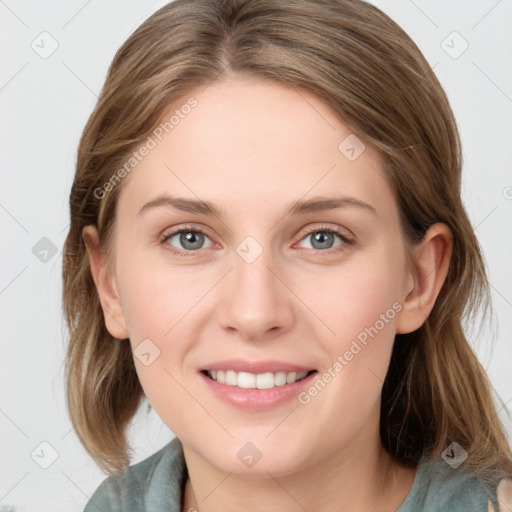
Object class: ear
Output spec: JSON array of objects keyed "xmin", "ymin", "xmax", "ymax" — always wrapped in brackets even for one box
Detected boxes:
[
  {"xmin": 82, "ymin": 225, "xmax": 129, "ymax": 340},
  {"xmin": 396, "ymin": 223, "xmax": 453, "ymax": 334}
]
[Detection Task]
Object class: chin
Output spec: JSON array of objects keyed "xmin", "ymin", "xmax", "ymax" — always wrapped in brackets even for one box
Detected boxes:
[{"xmin": 201, "ymin": 439, "xmax": 310, "ymax": 478}]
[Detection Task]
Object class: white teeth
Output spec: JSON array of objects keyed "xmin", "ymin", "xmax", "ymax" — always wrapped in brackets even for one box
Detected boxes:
[
  {"xmin": 225, "ymin": 370, "xmax": 237, "ymax": 386},
  {"xmin": 237, "ymin": 371, "xmax": 256, "ymax": 389},
  {"xmin": 256, "ymin": 372, "xmax": 274, "ymax": 389},
  {"xmin": 274, "ymin": 371, "xmax": 287, "ymax": 386},
  {"xmin": 286, "ymin": 371, "xmax": 297, "ymax": 384},
  {"xmin": 206, "ymin": 369, "xmax": 310, "ymax": 388}
]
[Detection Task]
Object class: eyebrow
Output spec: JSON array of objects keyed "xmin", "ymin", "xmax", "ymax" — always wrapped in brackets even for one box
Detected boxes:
[{"xmin": 138, "ymin": 194, "xmax": 377, "ymax": 218}]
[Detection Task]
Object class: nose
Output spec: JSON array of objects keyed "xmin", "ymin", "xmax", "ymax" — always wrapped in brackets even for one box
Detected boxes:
[{"xmin": 217, "ymin": 243, "xmax": 295, "ymax": 342}]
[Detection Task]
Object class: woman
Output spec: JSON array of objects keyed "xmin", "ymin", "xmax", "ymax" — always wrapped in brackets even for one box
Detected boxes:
[{"xmin": 63, "ymin": 0, "xmax": 512, "ymax": 510}]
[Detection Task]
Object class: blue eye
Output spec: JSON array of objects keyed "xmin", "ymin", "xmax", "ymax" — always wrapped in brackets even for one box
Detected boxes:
[
  {"xmin": 160, "ymin": 224, "xmax": 353, "ymax": 258},
  {"xmin": 161, "ymin": 227, "xmax": 214, "ymax": 255},
  {"xmin": 296, "ymin": 226, "xmax": 352, "ymax": 252}
]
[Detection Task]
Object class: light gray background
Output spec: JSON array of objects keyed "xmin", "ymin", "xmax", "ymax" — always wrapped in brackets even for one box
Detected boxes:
[{"xmin": 1, "ymin": 1, "xmax": 511, "ymax": 510}]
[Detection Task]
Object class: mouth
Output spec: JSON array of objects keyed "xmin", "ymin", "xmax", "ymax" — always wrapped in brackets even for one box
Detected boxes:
[
  {"xmin": 198, "ymin": 359, "xmax": 319, "ymax": 409},
  {"xmin": 200, "ymin": 369, "xmax": 317, "ymax": 389}
]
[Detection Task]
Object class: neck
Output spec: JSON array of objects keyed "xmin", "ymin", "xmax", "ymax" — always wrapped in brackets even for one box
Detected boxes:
[{"xmin": 181, "ymin": 424, "xmax": 416, "ymax": 512}]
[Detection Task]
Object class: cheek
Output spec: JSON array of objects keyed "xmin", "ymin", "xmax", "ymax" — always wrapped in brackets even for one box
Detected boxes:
[
  {"xmin": 116, "ymin": 262, "xmax": 202, "ymax": 418},
  {"xmin": 115, "ymin": 253, "xmax": 220, "ymax": 401},
  {"xmin": 116, "ymin": 250, "xmax": 210, "ymax": 340},
  {"xmin": 302, "ymin": 251, "xmax": 404, "ymax": 353},
  {"xmin": 292, "ymin": 251, "xmax": 404, "ymax": 425}
]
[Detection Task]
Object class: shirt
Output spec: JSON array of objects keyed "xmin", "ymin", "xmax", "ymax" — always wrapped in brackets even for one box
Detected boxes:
[{"xmin": 83, "ymin": 437, "xmax": 501, "ymax": 511}]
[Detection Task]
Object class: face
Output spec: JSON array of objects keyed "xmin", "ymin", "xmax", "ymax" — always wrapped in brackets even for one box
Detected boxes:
[{"xmin": 103, "ymin": 75, "xmax": 414, "ymax": 476}]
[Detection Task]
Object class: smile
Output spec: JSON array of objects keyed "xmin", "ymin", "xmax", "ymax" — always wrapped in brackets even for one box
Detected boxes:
[{"xmin": 203, "ymin": 369, "xmax": 315, "ymax": 389}]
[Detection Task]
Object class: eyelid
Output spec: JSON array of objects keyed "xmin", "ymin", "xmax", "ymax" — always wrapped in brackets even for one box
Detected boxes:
[
  {"xmin": 160, "ymin": 224, "xmax": 215, "ymax": 245},
  {"xmin": 297, "ymin": 223, "xmax": 354, "ymax": 242},
  {"xmin": 160, "ymin": 222, "xmax": 355, "ymax": 256},
  {"xmin": 292, "ymin": 224, "xmax": 355, "ymax": 255}
]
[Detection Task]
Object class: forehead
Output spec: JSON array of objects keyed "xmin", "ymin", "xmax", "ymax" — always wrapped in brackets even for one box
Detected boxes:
[{"xmin": 117, "ymin": 76, "xmax": 396, "ymax": 222}]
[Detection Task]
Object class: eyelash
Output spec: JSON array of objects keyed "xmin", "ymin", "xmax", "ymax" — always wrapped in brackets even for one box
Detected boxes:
[{"xmin": 160, "ymin": 224, "xmax": 354, "ymax": 258}]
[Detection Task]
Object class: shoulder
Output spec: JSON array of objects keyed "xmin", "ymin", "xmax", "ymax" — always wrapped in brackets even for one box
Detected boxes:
[
  {"xmin": 488, "ymin": 478, "xmax": 512, "ymax": 512},
  {"xmin": 399, "ymin": 456, "xmax": 506, "ymax": 512},
  {"xmin": 83, "ymin": 437, "xmax": 187, "ymax": 512}
]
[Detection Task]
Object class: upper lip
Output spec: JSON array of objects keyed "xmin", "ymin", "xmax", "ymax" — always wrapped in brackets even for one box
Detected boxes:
[{"xmin": 200, "ymin": 359, "xmax": 316, "ymax": 374}]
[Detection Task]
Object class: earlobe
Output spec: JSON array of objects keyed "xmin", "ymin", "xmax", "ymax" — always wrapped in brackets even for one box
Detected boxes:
[
  {"xmin": 82, "ymin": 225, "xmax": 130, "ymax": 340},
  {"xmin": 396, "ymin": 223, "xmax": 453, "ymax": 334}
]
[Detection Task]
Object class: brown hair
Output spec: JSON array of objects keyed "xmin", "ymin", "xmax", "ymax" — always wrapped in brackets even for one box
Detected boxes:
[{"xmin": 63, "ymin": 0, "xmax": 512, "ymax": 481}]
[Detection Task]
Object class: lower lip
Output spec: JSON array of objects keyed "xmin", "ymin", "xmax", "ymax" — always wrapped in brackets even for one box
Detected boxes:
[{"xmin": 199, "ymin": 371, "xmax": 317, "ymax": 410}]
